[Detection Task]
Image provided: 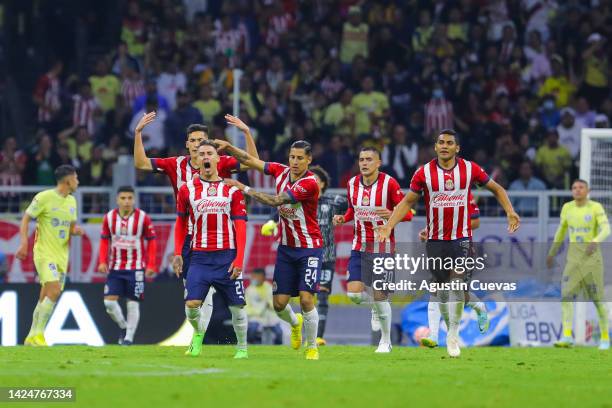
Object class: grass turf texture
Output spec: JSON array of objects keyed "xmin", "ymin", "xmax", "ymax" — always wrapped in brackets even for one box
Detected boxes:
[{"xmin": 1, "ymin": 346, "xmax": 610, "ymax": 408}]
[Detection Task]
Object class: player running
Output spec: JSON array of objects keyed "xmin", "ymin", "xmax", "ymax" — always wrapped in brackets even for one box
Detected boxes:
[
  {"xmin": 214, "ymin": 139, "xmax": 323, "ymax": 360},
  {"xmin": 172, "ymin": 140, "xmax": 249, "ymax": 359},
  {"xmin": 547, "ymin": 179, "xmax": 610, "ymax": 350},
  {"xmin": 16, "ymin": 165, "xmax": 83, "ymax": 346},
  {"xmin": 419, "ymin": 193, "xmax": 488, "ymax": 348},
  {"xmin": 98, "ymin": 186, "xmax": 157, "ymax": 345},
  {"xmin": 375, "ymin": 129, "xmax": 520, "ymax": 357},
  {"xmin": 133, "ymin": 112, "xmax": 258, "ymax": 351},
  {"xmin": 333, "ymin": 147, "xmax": 414, "ymax": 353}
]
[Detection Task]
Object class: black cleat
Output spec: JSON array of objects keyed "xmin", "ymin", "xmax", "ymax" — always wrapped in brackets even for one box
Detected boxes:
[{"xmin": 118, "ymin": 328, "xmax": 127, "ymax": 345}]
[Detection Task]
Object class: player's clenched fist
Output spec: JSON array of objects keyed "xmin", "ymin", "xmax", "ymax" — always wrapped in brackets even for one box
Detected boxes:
[
  {"xmin": 172, "ymin": 255, "xmax": 183, "ymax": 277},
  {"xmin": 332, "ymin": 215, "xmax": 345, "ymax": 225},
  {"xmin": 15, "ymin": 242, "xmax": 28, "ymax": 260},
  {"xmin": 507, "ymin": 211, "xmax": 521, "ymax": 233},
  {"xmin": 98, "ymin": 263, "xmax": 109, "ymax": 274},
  {"xmin": 418, "ymin": 228, "xmax": 428, "ymax": 242},
  {"xmin": 228, "ymin": 262, "xmax": 242, "ymax": 280}
]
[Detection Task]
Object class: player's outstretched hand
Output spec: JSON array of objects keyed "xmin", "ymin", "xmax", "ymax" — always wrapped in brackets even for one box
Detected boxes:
[
  {"xmin": 172, "ymin": 255, "xmax": 183, "ymax": 278},
  {"xmin": 374, "ymin": 225, "xmax": 392, "ymax": 242},
  {"xmin": 98, "ymin": 263, "xmax": 109, "ymax": 274},
  {"xmin": 223, "ymin": 178, "xmax": 245, "ymax": 190},
  {"xmin": 225, "ymin": 114, "xmax": 249, "ymax": 133},
  {"xmin": 145, "ymin": 268, "xmax": 156, "ymax": 278},
  {"xmin": 228, "ymin": 262, "xmax": 242, "ymax": 280},
  {"xmin": 135, "ymin": 111, "xmax": 156, "ymax": 132},
  {"xmin": 507, "ymin": 211, "xmax": 520, "ymax": 233},
  {"xmin": 15, "ymin": 242, "xmax": 28, "ymax": 260},
  {"xmin": 374, "ymin": 208, "xmax": 393, "ymax": 220},
  {"xmin": 418, "ymin": 228, "xmax": 428, "ymax": 242},
  {"xmin": 546, "ymin": 255, "xmax": 555, "ymax": 269},
  {"xmin": 211, "ymin": 138, "xmax": 231, "ymax": 152},
  {"xmin": 332, "ymin": 215, "xmax": 345, "ymax": 225}
]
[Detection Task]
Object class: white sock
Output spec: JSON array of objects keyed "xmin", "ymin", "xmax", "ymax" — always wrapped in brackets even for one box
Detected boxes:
[
  {"xmin": 373, "ymin": 301, "xmax": 392, "ymax": 344},
  {"xmin": 428, "ymin": 296, "xmax": 441, "ymax": 342},
  {"xmin": 27, "ymin": 302, "xmax": 41, "ymax": 338},
  {"xmin": 199, "ymin": 289, "xmax": 214, "ymax": 334},
  {"xmin": 303, "ymin": 308, "xmax": 319, "ymax": 349},
  {"xmin": 438, "ymin": 290, "xmax": 450, "ymax": 329},
  {"xmin": 125, "ymin": 300, "xmax": 140, "ymax": 342},
  {"xmin": 35, "ymin": 297, "xmax": 56, "ymax": 335},
  {"xmin": 229, "ymin": 306, "xmax": 248, "ymax": 350},
  {"xmin": 466, "ymin": 291, "xmax": 485, "ymax": 313},
  {"xmin": 448, "ymin": 289, "xmax": 465, "ymax": 338},
  {"xmin": 276, "ymin": 304, "xmax": 298, "ymax": 326},
  {"xmin": 185, "ymin": 305, "xmax": 203, "ymax": 334},
  {"xmin": 104, "ymin": 299, "xmax": 127, "ymax": 329}
]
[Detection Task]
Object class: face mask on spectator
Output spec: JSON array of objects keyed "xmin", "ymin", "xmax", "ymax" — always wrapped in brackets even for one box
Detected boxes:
[
  {"xmin": 432, "ymin": 89, "xmax": 444, "ymax": 99},
  {"xmin": 543, "ymin": 100, "xmax": 555, "ymax": 110}
]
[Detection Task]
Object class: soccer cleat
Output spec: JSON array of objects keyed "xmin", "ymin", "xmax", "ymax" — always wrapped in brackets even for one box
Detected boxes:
[
  {"xmin": 305, "ymin": 348, "xmax": 319, "ymax": 360},
  {"xmin": 371, "ymin": 308, "xmax": 381, "ymax": 332},
  {"xmin": 476, "ymin": 309, "xmax": 490, "ymax": 334},
  {"xmin": 118, "ymin": 328, "xmax": 127, "ymax": 345},
  {"xmin": 32, "ymin": 334, "xmax": 48, "ymax": 347},
  {"xmin": 121, "ymin": 340, "xmax": 133, "ymax": 346},
  {"xmin": 420, "ymin": 337, "xmax": 438, "ymax": 348},
  {"xmin": 316, "ymin": 337, "xmax": 327, "ymax": 346},
  {"xmin": 24, "ymin": 336, "xmax": 35, "ymax": 346},
  {"xmin": 375, "ymin": 342, "xmax": 392, "ymax": 353},
  {"xmin": 447, "ymin": 334, "xmax": 461, "ymax": 358},
  {"xmin": 234, "ymin": 349, "xmax": 248, "ymax": 359},
  {"xmin": 290, "ymin": 313, "xmax": 303, "ymax": 350},
  {"xmin": 188, "ymin": 333, "xmax": 204, "ymax": 357},
  {"xmin": 598, "ymin": 340, "xmax": 610, "ymax": 350},
  {"xmin": 554, "ymin": 337, "xmax": 574, "ymax": 348}
]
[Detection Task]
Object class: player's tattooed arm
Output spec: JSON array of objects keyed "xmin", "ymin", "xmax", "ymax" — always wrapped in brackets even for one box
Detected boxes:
[
  {"xmin": 212, "ymin": 139, "xmax": 265, "ymax": 172},
  {"xmin": 223, "ymin": 179, "xmax": 292, "ymax": 207}
]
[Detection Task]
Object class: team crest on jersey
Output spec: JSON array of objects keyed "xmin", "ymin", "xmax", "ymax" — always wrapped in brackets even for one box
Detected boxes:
[
  {"xmin": 207, "ymin": 186, "xmax": 217, "ymax": 195},
  {"xmin": 445, "ymin": 178, "xmax": 455, "ymax": 190},
  {"xmin": 121, "ymin": 224, "xmax": 128, "ymax": 235},
  {"xmin": 362, "ymin": 195, "xmax": 370, "ymax": 206},
  {"xmin": 585, "ymin": 214, "xmax": 592, "ymax": 222}
]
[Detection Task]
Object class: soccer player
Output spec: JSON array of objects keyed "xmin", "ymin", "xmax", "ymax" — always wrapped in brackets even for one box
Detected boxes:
[
  {"xmin": 98, "ymin": 186, "xmax": 157, "ymax": 345},
  {"xmin": 375, "ymin": 129, "xmax": 520, "ymax": 357},
  {"xmin": 547, "ymin": 179, "xmax": 610, "ymax": 350},
  {"xmin": 133, "ymin": 112, "xmax": 258, "ymax": 350},
  {"xmin": 16, "ymin": 165, "xmax": 83, "ymax": 346},
  {"xmin": 332, "ymin": 147, "xmax": 414, "ymax": 353},
  {"xmin": 172, "ymin": 140, "xmax": 249, "ymax": 359},
  {"xmin": 419, "ymin": 193, "xmax": 488, "ymax": 348},
  {"xmin": 214, "ymin": 139, "xmax": 323, "ymax": 360}
]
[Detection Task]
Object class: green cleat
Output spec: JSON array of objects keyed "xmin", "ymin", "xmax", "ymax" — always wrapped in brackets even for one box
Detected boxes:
[
  {"xmin": 420, "ymin": 337, "xmax": 438, "ymax": 348},
  {"xmin": 554, "ymin": 336, "xmax": 574, "ymax": 348},
  {"xmin": 187, "ymin": 333, "xmax": 204, "ymax": 357},
  {"xmin": 477, "ymin": 309, "xmax": 489, "ymax": 334},
  {"xmin": 234, "ymin": 349, "xmax": 248, "ymax": 359}
]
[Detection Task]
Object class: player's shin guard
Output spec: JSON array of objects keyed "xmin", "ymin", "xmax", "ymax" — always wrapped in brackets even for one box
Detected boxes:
[
  {"xmin": 185, "ymin": 305, "xmax": 203, "ymax": 334},
  {"xmin": 317, "ymin": 291, "xmax": 329, "ymax": 338},
  {"xmin": 427, "ymin": 295, "xmax": 441, "ymax": 342},
  {"xmin": 104, "ymin": 300, "xmax": 127, "ymax": 329},
  {"xmin": 276, "ymin": 304, "xmax": 299, "ymax": 326},
  {"xmin": 561, "ymin": 301, "xmax": 574, "ymax": 338},
  {"xmin": 125, "ymin": 300, "xmax": 140, "ymax": 342},
  {"xmin": 373, "ymin": 301, "xmax": 392, "ymax": 345},
  {"xmin": 594, "ymin": 301, "xmax": 610, "ymax": 341},
  {"xmin": 303, "ymin": 308, "xmax": 319, "ymax": 349},
  {"xmin": 229, "ymin": 306, "xmax": 248, "ymax": 350},
  {"xmin": 35, "ymin": 298, "xmax": 56, "ymax": 336}
]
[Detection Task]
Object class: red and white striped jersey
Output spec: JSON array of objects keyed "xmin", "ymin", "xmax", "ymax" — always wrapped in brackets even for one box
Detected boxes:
[
  {"xmin": 410, "ymin": 158, "xmax": 490, "ymax": 240},
  {"xmin": 264, "ymin": 162, "xmax": 322, "ymax": 248},
  {"xmin": 101, "ymin": 208, "xmax": 156, "ymax": 270},
  {"xmin": 176, "ymin": 177, "xmax": 247, "ymax": 251},
  {"xmin": 248, "ymin": 168, "xmax": 275, "ymax": 190},
  {"xmin": 34, "ymin": 74, "xmax": 61, "ymax": 123},
  {"xmin": 344, "ymin": 172, "xmax": 405, "ymax": 253},
  {"xmin": 72, "ymin": 95, "xmax": 97, "ymax": 135},
  {"xmin": 121, "ymin": 78, "xmax": 145, "ymax": 110}
]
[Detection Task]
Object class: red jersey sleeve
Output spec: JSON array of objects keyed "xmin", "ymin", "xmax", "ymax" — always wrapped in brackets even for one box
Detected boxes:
[
  {"xmin": 469, "ymin": 194, "xmax": 480, "ymax": 219},
  {"xmin": 388, "ymin": 177, "xmax": 405, "ymax": 207},
  {"xmin": 263, "ymin": 162, "xmax": 287, "ymax": 177},
  {"xmin": 287, "ymin": 177, "xmax": 319, "ymax": 203},
  {"xmin": 176, "ymin": 185, "xmax": 190, "ymax": 217},
  {"xmin": 409, "ymin": 166, "xmax": 426, "ymax": 194},
  {"xmin": 101, "ymin": 213, "xmax": 111, "ymax": 239},
  {"xmin": 343, "ymin": 181, "xmax": 354, "ymax": 222},
  {"xmin": 143, "ymin": 214, "xmax": 157, "ymax": 239},
  {"xmin": 230, "ymin": 189, "xmax": 248, "ymax": 221},
  {"xmin": 150, "ymin": 156, "xmax": 176, "ymax": 175},
  {"xmin": 470, "ymin": 162, "xmax": 490, "ymax": 186},
  {"xmin": 218, "ymin": 155, "xmax": 240, "ymax": 178}
]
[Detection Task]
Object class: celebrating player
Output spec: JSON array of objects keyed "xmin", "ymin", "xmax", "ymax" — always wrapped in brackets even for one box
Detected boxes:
[
  {"xmin": 333, "ymin": 147, "xmax": 414, "ymax": 353},
  {"xmin": 133, "ymin": 112, "xmax": 258, "ymax": 351},
  {"xmin": 215, "ymin": 139, "xmax": 323, "ymax": 360},
  {"xmin": 547, "ymin": 179, "xmax": 610, "ymax": 350},
  {"xmin": 419, "ymin": 193, "xmax": 488, "ymax": 348},
  {"xmin": 98, "ymin": 186, "xmax": 157, "ymax": 345},
  {"xmin": 17, "ymin": 165, "xmax": 83, "ymax": 346},
  {"xmin": 172, "ymin": 140, "xmax": 249, "ymax": 359},
  {"xmin": 375, "ymin": 129, "xmax": 520, "ymax": 357}
]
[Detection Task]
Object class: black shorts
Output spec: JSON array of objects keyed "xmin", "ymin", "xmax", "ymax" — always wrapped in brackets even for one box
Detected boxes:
[
  {"xmin": 319, "ymin": 261, "xmax": 335, "ymax": 292},
  {"xmin": 425, "ymin": 238, "xmax": 472, "ymax": 284}
]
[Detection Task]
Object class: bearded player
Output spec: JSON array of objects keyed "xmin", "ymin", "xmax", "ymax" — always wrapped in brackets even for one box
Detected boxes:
[
  {"xmin": 333, "ymin": 147, "xmax": 414, "ymax": 353},
  {"xmin": 133, "ymin": 112, "xmax": 258, "ymax": 351},
  {"xmin": 215, "ymin": 139, "xmax": 323, "ymax": 360},
  {"xmin": 172, "ymin": 140, "xmax": 248, "ymax": 359},
  {"xmin": 376, "ymin": 129, "xmax": 520, "ymax": 357},
  {"xmin": 98, "ymin": 186, "xmax": 157, "ymax": 345}
]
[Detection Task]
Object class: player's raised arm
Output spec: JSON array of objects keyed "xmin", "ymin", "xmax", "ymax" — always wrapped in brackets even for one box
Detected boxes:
[
  {"xmin": 212, "ymin": 139, "xmax": 265, "ymax": 173},
  {"xmin": 225, "ymin": 114, "xmax": 260, "ymax": 171},
  {"xmin": 133, "ymin": 111, "xmax": 157, "ymax": 171},
  {"xmin": 224, "ymin": 178, "xmax": 293, "ymax": 206},
  {"xmin": 483, "ymin": 179, "xmax": 520, "ymax": 233},
  {"xmin": 375, "ymin": 190, "xmax": 420, "ymax": 242}
]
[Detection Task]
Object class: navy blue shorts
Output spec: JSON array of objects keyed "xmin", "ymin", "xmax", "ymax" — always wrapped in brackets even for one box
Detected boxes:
[
  {"xmin": 273, "ymin": 245, "xmax": 322, "ymax": 296},
  {"xmin": 181, "ymin": 234, "xmax": 192, "ymax": 283},
  {"xmin": 425, "ymin": 238, "xmax": 472, "ymax": 283},
  {"xmin": 185, "ymin": 250, "xmax": 245, "ymax": 306},
  {"xmin": 104, "ymin": 269, "xmax": 145, "ymax": 301},
  {"xmin": 348, "ymin": 251, "xmax": 395, "ymax": 288}
]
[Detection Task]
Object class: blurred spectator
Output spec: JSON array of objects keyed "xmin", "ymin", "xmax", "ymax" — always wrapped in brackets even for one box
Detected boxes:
[
  {"xmin": 157, "ymin": 61, "xmax": 187, "ymax": 110},
  {"xmin": 535, "ymin": 129, "xmax": 572, "ymax": 189},
  {"xmin": 33, "ymin": 60, "xmax": 63, "ymax": 129},
  {"xmin": 130, "ymin": 97, "xmax": 167, "ymax": 150},
  {"xmin": 538, "ymin": 55, "xmax": 575, "ymax": 108},
  {"xmin": 581, "ymin": 33, "xmax": 609, "ymax": 109},
  {"xmin": 323, "ymin": 88, "xmax": 355, "ymax": 138},
  {"xmin": 556, "ymin": 108, "xmax": 582, "ymax": 160},
  {"xmin": 425, "ymin": 85, "xmax": 454, "ymax": 137},
  {"xmin": 72, "ymin": 81, "xmax": 99, "ymax": 136},
  {"xmin": 574, "ymin": 97, "xmax": 596, "ymax": 128},
  {"xmin": 245, "ymin": 269, "xmax": 282, "ymax": 345},
  {"xmin": 193, "ymin": 85, "xmax": 221, "ymax": 123},
  {"xmin": 111, "ymin": 41, "xmax": 140, "ymax": 76},
  {"xmin": 351, "ymin": 76, "xmax": 389, "ymax": 138},
  {"xmin": 340, "ymin": 6, "xmax": 368, "ymax": 65},
  {"xmin": 381, "ymin": 124, "xmax": 418, "ymax": 187},
  {"xmin": 27, "ymin": 132, "xmax": 57, "ymax": 185},
  {"xmin": 509, "ymin": 160, "xmax": 547, "ymax": 216},
  {"xmin": 121, "ymin": 66, "xmax": 145, "ymax": 110},
  {"xmin": 164, "ymin": 90, "xmax": 204, "ymax": 149},
  {"xmin": 133, "ymin": 80, "xmax": 170, "ymax": 114},
  {"xmin": 594, "ymin": 114, "xmax": 610, "ymax": 128},
  {"xmin": 539, "ymin": 96, "xmax": 560, "ymax": 129},
  {"xmin": 60, "ymin": 125, "xmax": 93, "ymax": 166},
  {"xmin": 89, "ymin": 60, "xmax": 121, "ymax": 112},
  {"xmin": 319, "ymin": 135, "xmax": 352, "ymax": 187},
  {"xmin": 81, "ymin": 145, "xmax": 109, "ymax": 185}
]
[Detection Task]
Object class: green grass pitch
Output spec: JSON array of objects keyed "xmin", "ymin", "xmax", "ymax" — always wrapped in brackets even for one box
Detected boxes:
[{"xmin": 1, "ymin": 345, "xmax": 610, "ymax": 408}]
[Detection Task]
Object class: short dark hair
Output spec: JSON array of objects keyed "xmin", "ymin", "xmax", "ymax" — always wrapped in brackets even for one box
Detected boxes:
[
  {"xmin": 310, "ymin": 165, "xmax": 330, "ymax": 193},
  {"xmin": 187, "ymin": 124, "xmax": 208, "ymax": 137},
  {"xmin": 117, "ymin": 185, "xmax": 135, "ymax": 194},
  {"xmin": 290, "ymin": 140, "xmax": 312, "ymax": 156},
  {"xmin": 437, "ymin": 129, "xmax": 460, "ymax": 145},
  {"xmin": 252, "ymin": 268, "xmax": 265, "ymax": 276},
  {"xmin": 359, "ymin": 146, "xmax": 381, "ymax": 159},
  {"xmin": 572, "ymin": 179, "xmax": 589, "ymax": 188},
  {"xmin": 54, "ymin": 165, "xmax": 76, "ymax": 182},
  {"xmin": 199, "ymin": 139, "xmax": 217, "ymax": 149}
]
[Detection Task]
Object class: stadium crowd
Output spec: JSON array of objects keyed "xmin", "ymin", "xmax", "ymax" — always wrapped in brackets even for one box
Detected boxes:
[{"xmin": 1, "ymin": 0, "xmax": 611, "ymax": 194}]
